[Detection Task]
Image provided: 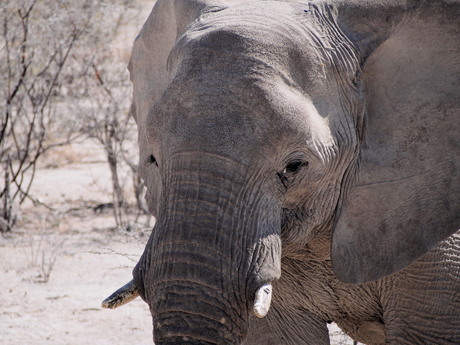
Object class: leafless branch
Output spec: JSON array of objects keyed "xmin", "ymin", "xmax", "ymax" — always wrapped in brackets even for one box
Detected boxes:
[{"xmin": 1, "ymin": 0, "xmax": 148, "ymax": 231}]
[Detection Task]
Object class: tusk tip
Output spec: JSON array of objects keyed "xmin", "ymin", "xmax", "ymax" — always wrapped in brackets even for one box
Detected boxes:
[
  {"xmin": 101, "ymin": 300, "xmax": 111, "ymax": 309},
  {"xmin": 253, "ymin": 304, "xmax": 270, "ymax": 318},
  {"xmin": 253, "ymin": 283, "xmax": 273, "ymax": 319},
  {"xmin": 101, "ymin": 280, "xmax": 140, "ymax": 310},
  {"xmin": 101, "ymin": 298, "xmax": 117, "ymax": 309}
]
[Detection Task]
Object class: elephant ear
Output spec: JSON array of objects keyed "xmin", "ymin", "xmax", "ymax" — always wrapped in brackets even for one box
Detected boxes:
[
  {"xmin": 129, "ymin": 0, "xmax": 233, "ymax": 215},
  {"xmin": 129, "ymin": 0, "xmax": 254, "ymax": 125},
  {"xmin": 332, "ymin": 1, "xmax": 460, "ymax": 283},
  {"xmin": 129, "ymin": 0, "xmax": 229, "ymax": 127}
]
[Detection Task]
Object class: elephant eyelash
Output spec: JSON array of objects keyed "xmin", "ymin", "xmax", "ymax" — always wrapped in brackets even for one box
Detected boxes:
[
  {"xmin": 148, "ymin": 154, "xmax": 158, "ymax": 167},
  {"xmin": 277, "ymin": 160, "xmax": 308, "ymax": 188}
]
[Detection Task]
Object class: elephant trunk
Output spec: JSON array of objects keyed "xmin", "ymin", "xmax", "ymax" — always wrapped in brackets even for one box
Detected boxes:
[{"xmin": 135, "ymin": 157, "xmax": 281, "ymax": 344}]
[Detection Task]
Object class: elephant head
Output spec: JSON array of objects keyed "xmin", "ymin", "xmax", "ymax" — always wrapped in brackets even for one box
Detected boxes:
[{"xmin": 103, "ymin": 0, "xmax": 459, "ymax": 344}]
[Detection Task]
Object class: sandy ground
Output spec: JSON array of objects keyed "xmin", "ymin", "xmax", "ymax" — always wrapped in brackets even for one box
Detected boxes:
[
  {"xmin": 1, "ymin": 229, "xmax": 152, "ymax": 345},
  {"xmin": 0, "ymin": 142, "xmax": 153, "ymax": 345},
  {"xmin": 0, "ymin": 141, "xmax": 358, "ymax": 345}
]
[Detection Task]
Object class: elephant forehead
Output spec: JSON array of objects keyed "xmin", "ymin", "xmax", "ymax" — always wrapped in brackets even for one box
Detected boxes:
[
  {"xmin": 146, "ymin": 73, "xmax": 336, "ymax": 164},
  {"xmin": 172, "ymin": 2, "xmax": 325, "ymax": 81},
  {"xmin": 141, "ymin": 2, "xmax": 349, "ymax": 163},
  {"xmin": 145, "ymin": 85, "xmax": 279, "ymax": 159}
]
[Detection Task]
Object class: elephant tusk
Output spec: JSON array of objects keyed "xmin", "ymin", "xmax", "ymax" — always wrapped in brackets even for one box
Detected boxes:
[
  {"xmin": 253, "ymin": 283, "xmax": 273, "ymax": 318},
  {"xmin": 101, "ymin": 280, "xmax": 140, "ymax": 309}
]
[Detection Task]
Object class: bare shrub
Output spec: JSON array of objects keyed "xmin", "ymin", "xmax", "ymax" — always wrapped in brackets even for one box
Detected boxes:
[
  {"xmin": 0, "ymin": 0, "xmax": 86, "ymax": 231},
  {"xmin": 0, "ymin": 0, "xmax": 148, "ymax": 231},
  {"xmin": 23, "ymin": 228, "xmax": 66, "ymax": 284},
  {"xmin": 62, "ymin": 0, "xmax": 148, "ymax": 230}
]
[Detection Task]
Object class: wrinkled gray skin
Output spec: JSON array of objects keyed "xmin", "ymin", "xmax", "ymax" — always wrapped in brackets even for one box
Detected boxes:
[{"xmin": 124, "ymin": 0, "xmax": 460, "ymax": 344}]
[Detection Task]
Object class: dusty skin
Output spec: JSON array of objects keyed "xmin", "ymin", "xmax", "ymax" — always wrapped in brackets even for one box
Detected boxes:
[{"xmin": 0, "ymin": 142, "xmax": 355, "ymax": 345}]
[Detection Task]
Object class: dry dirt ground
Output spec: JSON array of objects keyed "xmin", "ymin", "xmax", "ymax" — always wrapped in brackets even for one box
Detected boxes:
[
  {"xmin": 0, "ymin": 142, "xmax": 153, "ymax": 345},
  {"xmin": 0, "ymin": 142, "xmax": 358, "ymax": 345}
]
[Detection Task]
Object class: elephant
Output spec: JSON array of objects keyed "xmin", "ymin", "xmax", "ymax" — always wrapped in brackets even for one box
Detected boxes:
[{"xmin": 102, "ymin": 0, "xmax": 460, "ymax": 344}]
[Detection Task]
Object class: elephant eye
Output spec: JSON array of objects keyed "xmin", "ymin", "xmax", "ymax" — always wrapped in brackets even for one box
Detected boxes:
[
  {"xmin": 277, "ymin": 160, "xmax": 308, "ymax": 188},
  {"xmin": 283, "ymin": 160, "xmax": 308, "ymax": 174},
  {"xmin": 148, "ymin": 154, "xmax": 158, "ymax": 167}
]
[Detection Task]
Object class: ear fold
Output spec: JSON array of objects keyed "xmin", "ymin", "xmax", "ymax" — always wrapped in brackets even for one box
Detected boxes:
[{"xmin": 332, "ymin": 2, "xmax": 460, "ymax": 283}]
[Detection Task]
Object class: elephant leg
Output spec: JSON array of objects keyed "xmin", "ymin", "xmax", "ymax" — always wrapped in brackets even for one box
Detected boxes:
[
  {"xmin": 382, "ymin": 232, "xmax": 460, "ymax": 345},
  {"xmin": 242, "ymin": 298, "xmax": 330, "ymax": 345}
]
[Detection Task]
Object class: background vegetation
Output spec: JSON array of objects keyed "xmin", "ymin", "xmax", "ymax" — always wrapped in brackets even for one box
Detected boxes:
[{"xmin": 1, "ymin": 0, "xmax": 147, "ymax": 232}]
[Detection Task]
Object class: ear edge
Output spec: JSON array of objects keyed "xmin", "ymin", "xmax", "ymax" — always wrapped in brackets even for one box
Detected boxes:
[{"xmin": 331, "ymin": 0, "xmax": 460, "ymax": 283}]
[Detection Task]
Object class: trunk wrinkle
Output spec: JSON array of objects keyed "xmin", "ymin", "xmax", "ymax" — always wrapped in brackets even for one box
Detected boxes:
[
  {"xmin": 158, "ymin": 309, "xmax": 241, "ymax": 332},
  {"xmin": 155, "ymin": 241, "xmax": 228, "ymax": 259}
]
